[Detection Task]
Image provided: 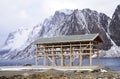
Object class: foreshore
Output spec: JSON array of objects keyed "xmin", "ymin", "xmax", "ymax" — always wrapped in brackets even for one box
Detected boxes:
[{"xmin": 0, "ymin": 66, "xmax": 120, "ymax": 79}]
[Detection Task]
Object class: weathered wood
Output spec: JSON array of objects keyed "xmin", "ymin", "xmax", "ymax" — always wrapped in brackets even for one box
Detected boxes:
[
  {"xmin": 79, "ymin": 42, "xmax": 82, "ymax": 66},
  {"xmin": 35, "ymin": 40, "xmax": 101, "ymax": 67},
  {"xmin": 61, "ymin": 44, "xmax": 64, "ymax": 66},
  {"xmin": 44, "ymin": 46, "xmax": 47, "ymax": 66},
  {"xmin": 44, "ymin": 44, "xmax": 92, "ymax": 48},
  {"xmin": 70, "ymin": 43, "xmax": 72, "ymax": 66},
  {"xmin": 35, "ymin": 44, "xmax": 38, "ymax": 66},
  {"xmin": 89, "ymin": 42, "xmax": 92, "ymax": 66},
  {"xmin": 97, "ymin": 42, "xmax": 100, "ymax": 66}
]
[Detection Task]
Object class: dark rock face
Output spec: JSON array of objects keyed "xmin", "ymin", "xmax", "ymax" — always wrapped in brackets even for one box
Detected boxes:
[
  {"xmin": 109, "ymin": 5, "xmax": 120, "ymax": 46},
  {"xmin": 0, "ymin": 49, "xmax": 10, "ymax": 55},
  {"xmin": 59, "ymin": 9, "xmax": 87, "ymax": 35},
  {"xmin": 39, "ymin": 9, "xmax": 112, "ymax": 50},
  {"xmin": 4, "ymin": 32, "xmax": 15, "ymax": 45}
]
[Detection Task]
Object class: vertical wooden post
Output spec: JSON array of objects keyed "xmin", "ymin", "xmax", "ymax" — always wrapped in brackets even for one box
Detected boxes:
[
  {"xmin": 44, "ymin": 46, "xmax": 47, "ymax": 66},
  {"xmin": 70, "ymin": 43, "xmax": 72, "ymax": 66},
  {"xmin": 97, "ymin": 51, "xmax": 100, "ymax": 66},
  {"xmin": 54, "ymin": 45, "xmax": 57, "ymax": 66},
  {"xmin": 79, "ymin": 42, "xmax": 82, "ymax": 66},
  {"xmin": 89, "ymin": 42, "xmax": 92, "ymax": 66},
  {"xmin": 52, "ymin": 45, "xmax": 55, "ymax": 66},
  {"xmin": 61, "ymin": 44, "xmax": 64, "ymax": 66},
  {"xmin": 97, "ymin": 42, "xmax": 100, "ymax": 66},
  {"xmin": 35, "ymin": 44, "xmax": 38, "ymax": 66}
]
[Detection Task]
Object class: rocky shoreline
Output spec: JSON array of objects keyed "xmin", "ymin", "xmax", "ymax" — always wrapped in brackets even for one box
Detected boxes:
[{"xmin": 0, "ymin": 68, "xmax": 120, "ymax": 79}]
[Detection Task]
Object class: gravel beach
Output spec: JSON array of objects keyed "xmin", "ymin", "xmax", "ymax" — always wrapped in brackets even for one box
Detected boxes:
[{"xmin": 0, "ymin": 68, "xmax": 120, "ymax": 79}]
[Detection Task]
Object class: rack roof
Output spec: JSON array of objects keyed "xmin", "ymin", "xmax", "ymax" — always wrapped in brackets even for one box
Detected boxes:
[{"xmin": 34, "ymin": 33, "xmax": 103, "ymax": 44}]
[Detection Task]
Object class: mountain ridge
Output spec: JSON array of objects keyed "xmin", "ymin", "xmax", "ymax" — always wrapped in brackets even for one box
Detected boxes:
[{"xmin": 0, "ymin": 5, "xmax": 120, "ymax": 60}]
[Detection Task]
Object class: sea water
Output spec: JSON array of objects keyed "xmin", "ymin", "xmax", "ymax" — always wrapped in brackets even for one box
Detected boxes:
[{"xmin": 0, "ymin": 58, "xmax": 120, "ymax": 71}]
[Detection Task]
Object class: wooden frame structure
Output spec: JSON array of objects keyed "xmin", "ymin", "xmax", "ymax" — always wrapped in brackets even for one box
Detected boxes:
[{"xmin": 34, "ymin": 34, "xmax": 103, "ymax": 67}]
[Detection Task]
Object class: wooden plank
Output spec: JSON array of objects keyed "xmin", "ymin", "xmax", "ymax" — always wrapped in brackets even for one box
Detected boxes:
[
  {"xmin": 44, "ymin": 43, "xmax": 92, "ymax": 48},
  {"xmin": 47, "ymin": 53, "xmax": 92, "ymax": 56}
]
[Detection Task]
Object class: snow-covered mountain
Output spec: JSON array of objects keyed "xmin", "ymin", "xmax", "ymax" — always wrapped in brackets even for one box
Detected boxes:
[
  {"xmin": 0, "ymin": 27, "xmax": 33, "ymax": 59},
  {"xmin": 0, "ymin": 5, "xmax": 120, "ymax": 60}
]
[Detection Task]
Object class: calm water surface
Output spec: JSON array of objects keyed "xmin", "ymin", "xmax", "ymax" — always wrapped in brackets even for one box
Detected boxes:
[{"xmin": 0, "ymin": 58, "xmax": 120, "ymax": 71}]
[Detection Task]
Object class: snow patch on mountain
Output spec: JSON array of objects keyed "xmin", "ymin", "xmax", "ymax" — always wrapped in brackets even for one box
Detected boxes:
[
  {"xmin": 4, "ymin": 27, "xmax": 32, "ymax": 50},
  {"xmin": 78, "ymin": 11, "xmax": 89, "ymax": 33},
  {"xmin": 102, "ymin": 46, "xmax": 120, "ymax": 57},
  {"xmin": 27, "ymin": 23, "xmax": 43, "ymax": 43},
  {"xmin": 0, "ymin": 26, "xmax": 33, "ymax": 59},
  {"xmin": 106, "ymin": 19, "xmax": 111, "ymax": 34},
  {"xmin": 102, "ymin": 33, "xmax": 120, "ymax": 57},
  {"xmin": 106, "ymin": 33, "xmax": 116, "ymax": 46}
]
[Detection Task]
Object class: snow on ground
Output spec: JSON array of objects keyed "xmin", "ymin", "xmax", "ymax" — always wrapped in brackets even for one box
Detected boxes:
[{"xmin": 0, "ymin": 66, "xmax": 97, "ymax": 71}]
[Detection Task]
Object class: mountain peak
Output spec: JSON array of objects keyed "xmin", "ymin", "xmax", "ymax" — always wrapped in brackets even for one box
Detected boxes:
[
  {"xmin": 112, "ymin": 4, "xmax": 120, "ymax": 18},
  {"xmin": 116, "ymin": 4, "xmax": 120, "ymax": 11},
  {"xmin": 57, "ymin": 9, "xmax": 73, "ymax": 15}
]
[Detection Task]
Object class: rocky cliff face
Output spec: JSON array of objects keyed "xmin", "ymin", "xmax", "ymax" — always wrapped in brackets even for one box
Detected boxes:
[
  {"xmin": 109, "ymin": 5, "xmax": 120, "ymax": 46},
  {"xmin": 0, "ymin": 5, "xmax": 120, "ymax": 60}
]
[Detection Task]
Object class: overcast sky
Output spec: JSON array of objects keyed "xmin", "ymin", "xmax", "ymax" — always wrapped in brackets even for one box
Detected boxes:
[{"xmin": 0, "ymin": 0, "xmax": 120, "ymax": 47}]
